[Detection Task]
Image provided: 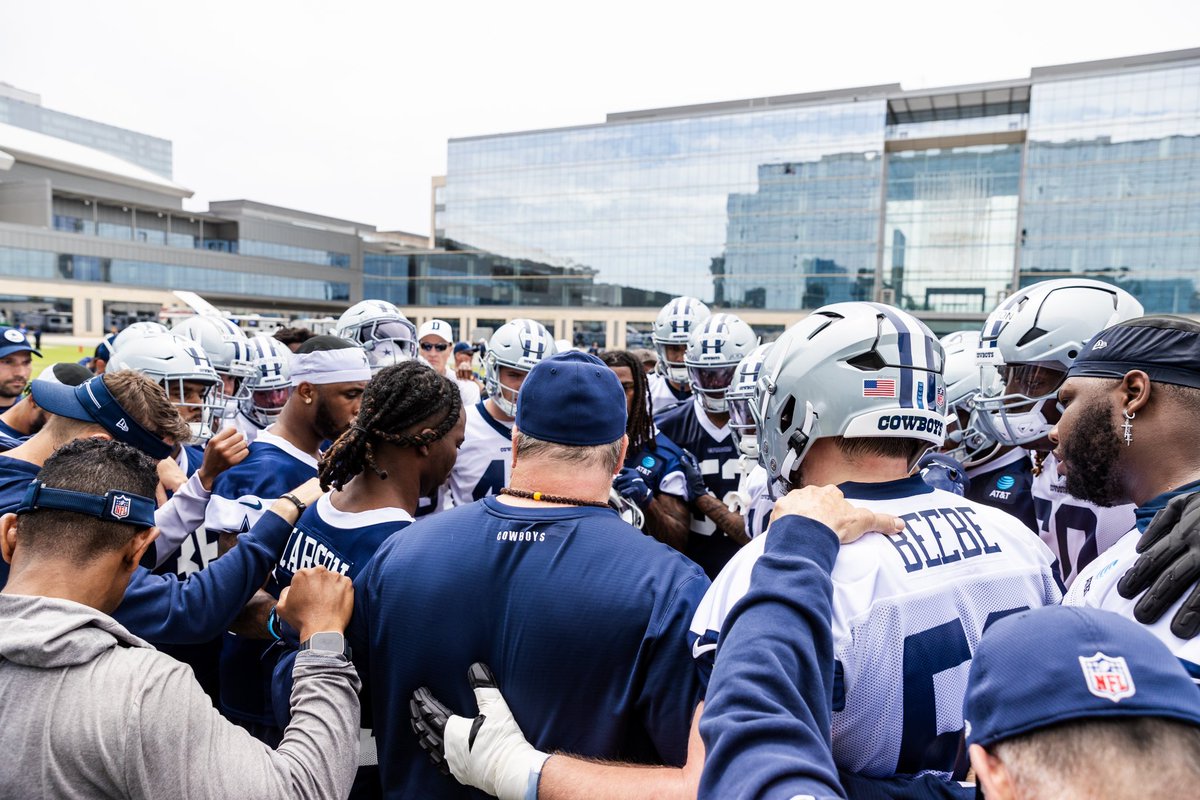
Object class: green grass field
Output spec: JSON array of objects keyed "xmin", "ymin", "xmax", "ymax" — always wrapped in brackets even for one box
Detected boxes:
[{"xmin": 33, "ymin": 344, "xmax": 93, "ymax": 379}]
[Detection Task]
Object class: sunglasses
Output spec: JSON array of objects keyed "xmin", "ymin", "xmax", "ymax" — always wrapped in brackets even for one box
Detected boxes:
[{"xmin": 420, "ymin": 342, "xmax": 450, "ymax": 352}]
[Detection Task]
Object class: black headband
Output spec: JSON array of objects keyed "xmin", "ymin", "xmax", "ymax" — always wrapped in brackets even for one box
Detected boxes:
[{"xmin": 1066, "ymin": 324, "xmax": 1200, "ymax": 390}]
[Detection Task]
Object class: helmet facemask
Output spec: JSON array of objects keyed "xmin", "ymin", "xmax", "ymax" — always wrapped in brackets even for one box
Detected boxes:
[
  {"xmin": 687, "ymin": 363, "xmax": 737, "ymax": 414},
  {"xmin": 163, "ymin": 376, "xmax": 224, "ymax": 444},
  {"xmin": 243, "ymin": 386, "xmax": 292, "ymax": 428},
  {"xmin": 973, "ymin": 362, "xmax": 1066, "ymax": 447},
  {"xmin": 355, "ymin": 319, "xmax": 417, "ymax": 369},
  {"xmin": 484, "ymin": 354, "xmax": 526, "ymax": 418},
  {"xmin": 655, "ymin": 341, "xmax": 690, "ymax": 385}
]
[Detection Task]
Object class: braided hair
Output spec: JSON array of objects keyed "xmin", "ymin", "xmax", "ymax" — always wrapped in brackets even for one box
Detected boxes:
[
  {"xmin": 318, "ymin": 360, "xmax": 462, "ymax": 491},
  {"xmin": 600, "ymin": 350, "xmax": 655, "ymax": 454}
]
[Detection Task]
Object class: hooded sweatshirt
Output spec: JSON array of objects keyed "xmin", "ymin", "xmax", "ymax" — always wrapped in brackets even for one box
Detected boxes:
[{"xmin": 0, "ymin": 593, "xmax": 360, "ymax": 800}]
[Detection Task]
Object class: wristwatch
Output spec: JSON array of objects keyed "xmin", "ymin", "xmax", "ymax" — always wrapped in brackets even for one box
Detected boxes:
[{"xmin": 299, "ymin": 631, "xmax": 351, "ymax": 661}]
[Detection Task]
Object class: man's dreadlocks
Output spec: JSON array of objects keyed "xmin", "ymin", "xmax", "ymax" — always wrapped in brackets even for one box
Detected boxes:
[
  {"xmin": 319, "ymin": 361, "xmax": 462, "ymax": 491},
  {"xmin": 600, "ymin": 349, "xmax": 655, "ymax": 454}
]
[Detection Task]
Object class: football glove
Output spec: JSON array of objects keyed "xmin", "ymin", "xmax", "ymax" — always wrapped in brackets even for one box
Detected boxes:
[
  {"xmin": 917, "ymin": 452, "xmax": 970, "ymax": 497},
  {"xmin": 1118, "ymin": 490, "xmax": 1200, "ymax": 638},
  {"xmin": 410, "ymin": 663, "xmax": 549, "ymax": 800},
  {"xmin": 679, "ymin": 449, "xmax": 710, "ymax": 504},
  {"xmin": 613, "ymin": 467, "xmax": 653, "ymax": 509}
]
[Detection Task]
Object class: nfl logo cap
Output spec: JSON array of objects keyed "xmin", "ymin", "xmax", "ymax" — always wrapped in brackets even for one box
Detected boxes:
[
  {"xmin": 964, "ymin": 605, "xmax": 1200, "ymax": 749},
  {"xmin": 516, "ymin": 351, "xmax": 626, "ymax": 447},
  {"xmin": 0, "ymin": 326, "xmax": 41, "ymax": 359},
  {"xmin": 418, "ymin": 319, "xmax": 454, "ymax": 343}
]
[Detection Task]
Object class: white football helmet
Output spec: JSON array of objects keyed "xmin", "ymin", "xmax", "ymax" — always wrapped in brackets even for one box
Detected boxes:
[
  {"xmin": 974, "ymin": 279, "xmax": 1143, "ymax": 446},
  {"xmin": 684, "ymin": 313, "xmax": 758, "ymax": 414},
  {"xmin": 939, "ymin": 331, "xmax": 1000, "ymax": 468},
  {"xmin": 336, "ymin": 300, "xmax": 417, "ymax": 370},
  {"xmin": 108, "ymin": 335, "xmax": 223, "ymax": 444},
  {"xmin": 484, "ymin": 319, "xmax": 557, "ymax": 417},
  {"xmin": 609, "ymin": 488, "xmax": 646, "ymax": 531},
  {"xmin": 240, "ymin": 335, "xmax": 293, "ymax": 428},
  {"xmin": 653, "ymin": 297, "xmax": 711, "ymax": 385},
  {"xmin": 726, "ymin": 343, "xmax": 772, "ymax": 459},
  {"xmin": 755, "ymin": 302, "xmax": 945, "ymax": 498},
  {"xmin": 171, "ymin": 315, "xmax": 255, "ymax": 413},
  {"xmin": 111, "ymin": 321, "xmax": 170, "ymax": 355}
]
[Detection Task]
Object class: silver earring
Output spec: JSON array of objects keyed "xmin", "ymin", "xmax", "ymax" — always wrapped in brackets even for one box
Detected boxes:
[{"xmin": 1122, "ymin": 409, "xmax": 1135, "ymax": 446}]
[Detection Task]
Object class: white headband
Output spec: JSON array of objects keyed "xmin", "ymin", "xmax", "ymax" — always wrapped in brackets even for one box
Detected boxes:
[{"xmin": 290, "ymin": 347, "xmax": 372, "ymax": 386}]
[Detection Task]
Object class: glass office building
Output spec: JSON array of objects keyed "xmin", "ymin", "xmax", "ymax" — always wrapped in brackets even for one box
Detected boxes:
[{"xmin": 439, "ymin": 49, "xmax": 1200, "ymax": 323}]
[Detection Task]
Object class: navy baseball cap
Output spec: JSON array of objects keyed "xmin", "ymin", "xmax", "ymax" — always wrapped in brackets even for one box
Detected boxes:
[
  {"xmin": 0, "ymin": 326, "xmax": 40, "ymax": 359},
  {"xmin": 454, "ymin": 342, "xmax": 475, "ymax": 355},
  {"xmin": 31, "ymin": 374, "xmax": 173, "ymax": 459},
  {"xmin": 964, "ymin": 605, "xmax": 1200, "ymax": 749},
  {"xmin": 516, "ymin": 351, "xmax": 627, "ymax": 447}
]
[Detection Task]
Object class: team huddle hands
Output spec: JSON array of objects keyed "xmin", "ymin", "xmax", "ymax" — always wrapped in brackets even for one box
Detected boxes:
[{"xmin": 6, "ymin": 287, "xmax": 1200, "ymax": 800}]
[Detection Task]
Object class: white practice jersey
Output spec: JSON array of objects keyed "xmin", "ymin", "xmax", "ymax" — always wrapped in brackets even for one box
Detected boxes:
[
  {"xmin": 648, "ymin": 372, "xmax": 690, "ymax": 417},
  {"xmin": 443, "ymin": 400, "xmax": 513, "ymax": 508},
  {"xmin": 229, "ymin": 409, "xmax": 266, "ymax": 445},
  {"xmin": 1066, "ymin": 529, "xmax": 1200, "ymax": 684},
  {"xmin": 1032, "ymin": 452, "xmax": 1136, "ymax": 587},
  {"xmin": 690, "ymin": 476, "xmax": 1061, "ymax": 779},
  {"xmin": 742, "ymin": 464, "xmax": 773, "ymax": 540}
]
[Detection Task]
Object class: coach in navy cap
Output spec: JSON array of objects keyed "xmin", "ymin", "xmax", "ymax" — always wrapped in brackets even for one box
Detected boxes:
[
  {"xmin": 350, "ymin": 350, "xmax": 709, "ymax": 798},
  {"xmin": 966, "ymin": 605, "xmax": 1200, "ymax": 799},
  {"xmin": 0, "ymin": 325, "xmax": 40, "ymax": 414}
]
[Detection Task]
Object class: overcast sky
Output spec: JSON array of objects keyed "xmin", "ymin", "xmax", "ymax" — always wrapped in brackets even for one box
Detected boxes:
[{"xmin": 2, "ymin": 0, "xmax": 1196, "ymax": 235}]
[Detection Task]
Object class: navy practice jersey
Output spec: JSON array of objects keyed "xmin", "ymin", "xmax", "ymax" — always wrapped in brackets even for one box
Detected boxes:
[
  {"xmin": 648, "ymin": 372, "xmax": 691, "ymax": 416},
  {"xmin": 349, "ymin": 496, "xmax": 709, "ymax": 799},
  {"xmin": 1033, "ymin": 451, "xmax": 1136, "ymax": 587},
  {"xmin": 692, "ymin": 476, "xmax": 1061, "ymax": 780},
  {"xmin": 625, "ymin": 430, "xmax": 687, "ymax": 498},
  {"xmin": 442, "ymin": 401, "xmax": 512, "ymax": 509},
  {"xmin": 655, "ymin": 396, "xmax": 742, "ymax": 577},
  {"xmin": 699, "ymin": 516, "xmax": 972, "ymax": 800},
  {"xmin": 0, "ymin": 418, "xmax": 27, "ymax": 443},
  {"xmin": 965, "ymin": 448, "xmax": 1038, "ymax": 534},
  {"xmin": 270, "ymin": 493, "xmax": 414, "ymax": 793},
  {"xmin": 206, "ymin": 430, "xmax": 318, "ymax": 728}
]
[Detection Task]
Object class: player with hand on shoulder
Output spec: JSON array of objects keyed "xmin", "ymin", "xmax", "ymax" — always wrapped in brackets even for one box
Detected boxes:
[
  {"xmin": 692, "ymin": 302, "xmax": 1061, "ymax": 783},
  {"xmin": 440, "ymin": 319, "xmax": 556, "ymax": 509},
  {"xmin": 975, "ymin": 279, "xmax": 1143, "ymax": 585},
  {"xmin": 601, "ymin": 350, "xmax": 692, "ymax": 552},
  {"xmin": 648, "ymin": 296, "xmax": 710, "ymax": 416},
  {"xmin": 656, "ymin": 312, "xmax": 758, "ymax": 577}
]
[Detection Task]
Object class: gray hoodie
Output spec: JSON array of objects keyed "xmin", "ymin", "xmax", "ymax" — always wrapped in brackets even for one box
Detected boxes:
[{"xmin": 0, "ymin": 593, "xmax": 361, "ymax": 800}]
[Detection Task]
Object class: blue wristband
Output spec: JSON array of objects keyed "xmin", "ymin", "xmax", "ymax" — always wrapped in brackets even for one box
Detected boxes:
[{"xmin": 266, "ymin": 606, "xmax": 282, "ymax": 642}]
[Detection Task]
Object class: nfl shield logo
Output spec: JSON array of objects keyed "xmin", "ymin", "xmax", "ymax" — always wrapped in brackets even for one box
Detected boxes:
[
  {"xmin": 111, "ymin": 494, "xmax": 132, "ymax": 520},
  {"xmin": 1079, "ymin": 652, "xmax": 1136, "ymax": 702}
]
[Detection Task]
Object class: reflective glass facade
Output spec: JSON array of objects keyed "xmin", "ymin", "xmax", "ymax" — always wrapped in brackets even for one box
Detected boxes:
[
  {"xmin": 1020, "ymin": 63, "xmax": 1200, "ymax": 313},
  {"xmin": 441, "ymin": 52, "xmax": 1200, "ymax": 320},
  {"xmin": 884, "ymin": 144, "xmax": 1023, "ymax": 314},
  {"xmin": 446, "ymin": 100, "xmax": 887, "ymax": 307},
  {"xmin": 0, "ymin": 247, "xmax": 349, "ymax": 301}
]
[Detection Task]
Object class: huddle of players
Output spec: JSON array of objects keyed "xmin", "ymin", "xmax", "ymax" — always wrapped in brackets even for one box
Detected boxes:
[{"xmin": 10, "ymin": 282, "xmax": 1200, "ymax": 799}]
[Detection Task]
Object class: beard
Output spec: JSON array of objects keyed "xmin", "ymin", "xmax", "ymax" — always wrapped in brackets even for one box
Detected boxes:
[
  {"xmin": 313, "ymin": 396, "xmax": 348, "ymax": 442},
  {"xmin": 1060, "ymin": 397, "xmax": 1127, "ymax": 507}
]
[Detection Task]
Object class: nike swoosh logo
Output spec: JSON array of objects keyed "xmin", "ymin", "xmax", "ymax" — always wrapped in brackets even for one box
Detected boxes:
[
  {"xmin": 692, "ymin": 639, "xmax": 717, "ymax": 659},
  {"xmin": 239, "ymin": 499, "xmax": 263, "ymax": 510}
]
